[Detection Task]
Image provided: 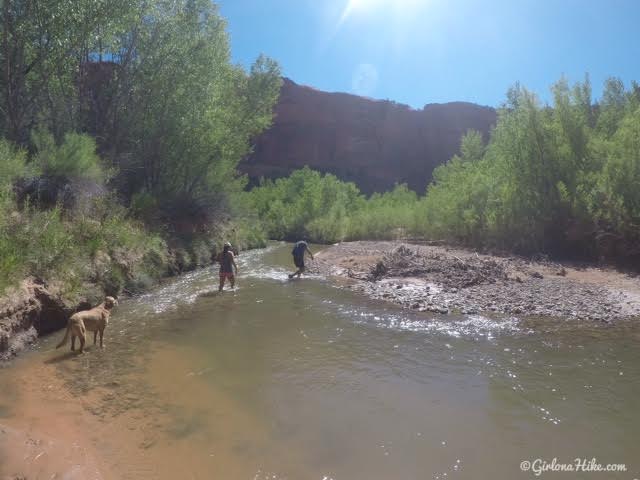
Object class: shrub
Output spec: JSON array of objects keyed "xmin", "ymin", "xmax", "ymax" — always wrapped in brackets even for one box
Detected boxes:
[
  {"xmin": 243, "ymin": 168, "xmax": 421, "ymax": 243},
  {"xmin": 421, "ymin": 77, "xmax": 640, "ymax": 260},
  {"xmin": 31, "ymin": 130, "xmax": 110, "ymax": 183}
]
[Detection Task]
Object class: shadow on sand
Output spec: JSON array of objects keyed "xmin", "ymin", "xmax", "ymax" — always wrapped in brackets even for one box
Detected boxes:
[
  {"xmin": 43, "ymin": 349, "xmax": 89, "ymax": 364},
  {"xmin": 197, "ymin": 290, "xmax": 221, "ymax": 298}
]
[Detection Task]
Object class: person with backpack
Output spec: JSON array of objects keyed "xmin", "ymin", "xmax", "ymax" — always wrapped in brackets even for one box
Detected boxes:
[
  {"xmin": 288, "ymin": 240, "xmax": 314, "ymax": 279},
  {"xmin": 217, "ymin": 241, "xmax": 238, "ymax": 291}
]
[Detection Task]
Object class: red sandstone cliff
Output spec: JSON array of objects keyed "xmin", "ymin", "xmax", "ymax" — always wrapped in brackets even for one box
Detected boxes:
[{"xmin": 241, "ymin": 78, "xmax": 497, "ymax": 193}]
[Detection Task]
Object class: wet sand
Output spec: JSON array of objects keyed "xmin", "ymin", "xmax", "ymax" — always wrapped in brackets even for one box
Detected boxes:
[
  {"xmin": 0, "ymin": 357, "xmax": 114, "ymax": 480},
  {"xmin": 1, "ymin": 342, "xmax": 310, "ymax": 480}
]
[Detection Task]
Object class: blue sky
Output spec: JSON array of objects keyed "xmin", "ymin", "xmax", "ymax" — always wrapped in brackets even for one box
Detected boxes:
[{"xmin": 218, "ymin": 0, "xmax": 640, "ymax": 108}]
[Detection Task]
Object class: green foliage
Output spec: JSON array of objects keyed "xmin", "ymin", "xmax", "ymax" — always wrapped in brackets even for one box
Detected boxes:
[
  {"xmin": 243, "ymin": 167, "xmax": 422, "ymax": 243},
  {"xmin": 0, "ymin": 140, "xmax": 31, "ymax": 188},
  {"xmin": 32, "ymin": 131, "xmax": 110, "ymax": 182},
  {"xmin": 129, "ymin": 191, "xmax": 159, "ymax": 223},
  {"xmin": 113, "ymin": 0, "xmax": 281, "ymax": 229},
  {"xmin": 0, "ymin": 141, "xmax": 31, "ymax": 291},
  {"xmin": 228, "ymin": 219, "xmax": 267, "ymax": 250},
  {"xmin": 421, "ymin": 152, "xmax": 494, "ymax": 244},
  {"xmin": 0, "ymin": 140, "xmax": 166, "ymax": 295},
  {"xmin": 1, "ymin": 0, "xmax": 281, "ymax": 233},
  {"xmin": 0, "ymin": 0, "xmax": 140, "ymax": 143},
  {"xmin": 458, "ymin": 129, "xmax": 486, "ymax": 163},
  {"xmin": 243, "ymin": 168, "xmax": 357, "ymax": 242},
  {"xmin": 347, "ymin": 185, "xmax": 421, "ymax": 240},
  {"xmin": 0, "ymin": 196, "xmax": 167, "ymax": 296},
  {"xmin": 421, "ymin": 76, "xmax": 640, "ymax": 259},
  {"xmin": 0, "ymin": 0, "xmax": 282, "ymax": 296},
  {"xmin": 593, "ymin": 108, "xmax": 640, "ymax": 237}
]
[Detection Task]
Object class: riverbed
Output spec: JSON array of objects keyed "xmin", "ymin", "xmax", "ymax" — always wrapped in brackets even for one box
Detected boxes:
[{"xmin": 1, "ymin": 243, "xmax": 638, "ymax": 479}]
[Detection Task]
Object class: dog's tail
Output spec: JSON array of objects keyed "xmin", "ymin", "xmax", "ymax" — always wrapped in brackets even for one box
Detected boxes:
[{"xmin": 55, "ymin": 323, "xmax": 71, "ymax": 349}]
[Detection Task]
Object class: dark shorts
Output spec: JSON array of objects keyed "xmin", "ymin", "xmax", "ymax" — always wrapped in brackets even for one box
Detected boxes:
[
  {"xmin": 293, "ymin": 255, "xmax": 305, "ymax": 269},
  {"xmin": 219, "ymin": 271, "xmax": 234, "ymax": 280}
]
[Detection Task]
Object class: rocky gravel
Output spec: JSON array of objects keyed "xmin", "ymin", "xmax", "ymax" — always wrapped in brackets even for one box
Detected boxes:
[{"xmin": 315, "ymin": 241, "xmax": 640, "ymax": 323}]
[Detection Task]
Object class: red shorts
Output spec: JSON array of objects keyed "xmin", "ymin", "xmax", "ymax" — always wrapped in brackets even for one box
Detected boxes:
[{"xmin": 219, "ymin": 272, "xmax": 234, "ymax": 280}]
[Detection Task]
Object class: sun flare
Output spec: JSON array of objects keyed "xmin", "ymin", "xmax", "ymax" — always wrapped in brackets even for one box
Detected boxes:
[{"xmin": 341, "ymin": 0, "xmax": 426, "ymax": 21}]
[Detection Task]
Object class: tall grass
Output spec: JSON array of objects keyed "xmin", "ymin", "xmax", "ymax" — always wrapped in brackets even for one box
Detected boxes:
[{"xmin": 0, "ymin": 137, "xmax": 166, "ymax": 297}]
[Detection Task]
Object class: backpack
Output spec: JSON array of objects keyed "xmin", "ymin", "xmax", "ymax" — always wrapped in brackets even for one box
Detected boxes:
[{"xmin": 292, "ymin": 241, "xmax": 306, "ymax": 256}]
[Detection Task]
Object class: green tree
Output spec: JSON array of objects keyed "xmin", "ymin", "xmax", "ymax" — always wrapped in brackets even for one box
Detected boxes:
[
  {"xmin": 458, "ymin": 130, "xmax": 485, "ymax": 163},
  {"xmin": 0, "ymin": 0, "xmax": 139, "ymax": 143},
  {"xmin": 112, "ymin": 0, "xmax": 281, "ymax": 229},
  {"xmin": 595, "ymin": 107, "xmax": 640, "ymax": 239},
  {"xmin": 596, "ymin": 77, "xmax": 628, "ymax": 137}
]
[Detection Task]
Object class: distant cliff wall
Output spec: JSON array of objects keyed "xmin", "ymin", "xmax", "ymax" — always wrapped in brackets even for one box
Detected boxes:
[{"xmin": 241, "ymin": 78, "xmax": 497, "ymax": 194}]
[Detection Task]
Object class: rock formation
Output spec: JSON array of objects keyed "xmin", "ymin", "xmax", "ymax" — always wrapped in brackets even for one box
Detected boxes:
[{"xmin": 241, "ymin": 78, "xmax": 497, "ymax": 193}]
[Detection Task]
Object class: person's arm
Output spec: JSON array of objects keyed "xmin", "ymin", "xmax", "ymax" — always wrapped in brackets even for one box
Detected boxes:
[
  {"xmin": 231, "ymin": 253, "xmax": 238, "ymax": 274},
  {"xmin": 306, "ymin": 245, "xmax": 314, "ymax": 260}
]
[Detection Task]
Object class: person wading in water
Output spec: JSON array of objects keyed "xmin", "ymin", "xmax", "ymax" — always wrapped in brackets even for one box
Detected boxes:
[
  {"xmin": 288, "ymin": 240, "xmax": 314, "ymax": 279},
  {"xmin": 218, "ymin": 241, "xmax": 238, "ymax": 291}
]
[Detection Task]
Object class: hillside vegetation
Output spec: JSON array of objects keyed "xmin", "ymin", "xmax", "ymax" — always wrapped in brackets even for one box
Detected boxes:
[
  {"xmin": 0, "ymin": 0, "xmax": 280, "ymax": 298},
  {"xmin": 246, "ymin": 77, "xmax": 640, "ymax": 264}
]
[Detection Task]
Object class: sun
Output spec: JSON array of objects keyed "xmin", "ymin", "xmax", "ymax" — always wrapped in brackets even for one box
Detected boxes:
[
  {"xmin": 346, "ymin": 0, "xmax": 369, "ymax": 10},
  {"xmin": 340, "ymin": 0, "xmax": 425, "ymax": 24},
  {"xmin": 342, "ymin": 0, "xmax": 381, "ymax": 18}
]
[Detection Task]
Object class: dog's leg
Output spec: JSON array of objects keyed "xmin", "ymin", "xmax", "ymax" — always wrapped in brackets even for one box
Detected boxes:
[
  {"xmin": 99, "ymin": 329, "xmax": 104, "ymax": 348},
  {"xmin": 93, "ymin": 330, "xmax": 98, "ymax": 345},
  {"xmin": 78, "ymin": 323, "xmax": 86, "ymax": 353},
  {"xmin": 71, "ymin": 335, "xmax": 76, "ymax": 351}
]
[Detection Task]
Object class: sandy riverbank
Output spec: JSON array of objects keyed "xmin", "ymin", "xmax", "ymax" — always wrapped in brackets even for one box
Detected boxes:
[{"xmin": 314, "ymin": 241, "xmax": 640, "ymax": 323}]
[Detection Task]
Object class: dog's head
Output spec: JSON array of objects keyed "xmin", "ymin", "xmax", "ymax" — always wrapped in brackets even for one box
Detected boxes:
[{"xmin": 104, "ymin": 296, "xmax": 118, "ymax": 309}]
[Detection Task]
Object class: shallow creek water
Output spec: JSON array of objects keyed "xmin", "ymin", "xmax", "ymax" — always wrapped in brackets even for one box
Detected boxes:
[{"xmin": 1, "ymin": 243, "xmax": 639, "ymax": 479}]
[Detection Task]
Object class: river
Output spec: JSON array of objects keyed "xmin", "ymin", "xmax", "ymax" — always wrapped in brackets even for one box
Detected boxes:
[{"xmin": 1, "ymin": 243, "xmax": 638, "ymax": 479}]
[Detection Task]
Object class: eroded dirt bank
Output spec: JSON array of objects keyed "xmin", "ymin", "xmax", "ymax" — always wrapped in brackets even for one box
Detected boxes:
[
  {"xmin": 0, "ymin": 280, "xmax": 79, "ymax": 361},
  {"xmin": 315, "ymin": 241, "xmax": 640, "ymax": 323},
  {"xmin": 0, "ymin": 242, "xmax": 224, "ymax": 360}
]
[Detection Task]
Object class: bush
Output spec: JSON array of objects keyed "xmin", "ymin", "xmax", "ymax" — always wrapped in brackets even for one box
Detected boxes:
[
  {"xmin": 32, "ymin": 130, "xmax": 110, "ymax": 183},
  {"xmin": 242, "ymin": 168, "xmax": 422, "ymax": 243},
  {"xmin": 0, "ymin": 138, "xmax": 167, "ymax": 296},
  {"xmin": 0, "ymin": 140, "xmax": 31, "ymax": 188},
  {"xmin": 421, "ymin": 76, "xmax": 640, "ymax": 260}
]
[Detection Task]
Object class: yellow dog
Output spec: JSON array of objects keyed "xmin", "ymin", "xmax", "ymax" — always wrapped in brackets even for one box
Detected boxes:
[{"xmin": 56, "ymin": 296, "xmax": 117, "ymax": 353}]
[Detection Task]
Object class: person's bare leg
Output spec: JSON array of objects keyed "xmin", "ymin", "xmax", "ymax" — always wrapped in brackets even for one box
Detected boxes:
[
  {"xmin": 230, "ymin": 275, "xmax": 235, "ymax": 289},
  {"xmin": 218, "ymin": 275, "xmax": 225, "ymax": 292}
]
